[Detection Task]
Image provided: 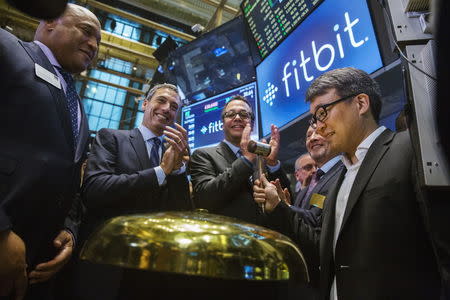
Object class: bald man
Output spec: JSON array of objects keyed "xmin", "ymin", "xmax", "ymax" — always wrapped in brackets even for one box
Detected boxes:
[{"xmin": 0, "ymin": 4, "xmax": 101, "ymax": 299}]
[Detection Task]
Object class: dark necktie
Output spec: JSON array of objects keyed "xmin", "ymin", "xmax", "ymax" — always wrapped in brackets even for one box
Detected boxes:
[
  {"xmin": 55, "ymin": 66, "xmax": 79, "ymax": 145},
  {"xmin": 302, "ymin": 169, "xmax": 325, "ymax": 208},
  {"xmin": 149, "ymin": 137, "xmax": 161, "ymax": 167}
]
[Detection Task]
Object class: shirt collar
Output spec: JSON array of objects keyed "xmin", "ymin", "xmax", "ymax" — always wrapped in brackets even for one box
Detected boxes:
[
  {"xmin": 320, "ymin": 156, "xmax": 341, "ymax": 173},
  {"xmin": 223, "ymin": 139, "xmax": 240, "ymax": 156},
  {"xmin": 34, "ymin": 40, "xmax": 61, "ymax": 69},
  {"xmin": 138, "ymin": 124, "xmax": 162, "ymax": 142},
  {"xmin": 341, "ymin": 126, "xmax": 386, "ymax": 169}
]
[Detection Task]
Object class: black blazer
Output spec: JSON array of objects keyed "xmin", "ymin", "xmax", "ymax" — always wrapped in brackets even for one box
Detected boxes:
[
  {"xmin": 79, "ymin": 128, "xmax": 191, "ymax": 243},
  {"xmin": 0, "ymin": 29, "xmax": 89, "ymax": 268},
  {"xmin": 190, "ymin": 141, "xmax": 290, "ymax": 225},
  {"xmin": 318, "ymin": 129, "xmax": 441, "ymax": 300}
]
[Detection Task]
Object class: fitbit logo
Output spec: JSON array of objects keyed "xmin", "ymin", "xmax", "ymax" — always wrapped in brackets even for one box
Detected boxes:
[
  {"xmin": 281, "ymin": 12, "xmax": 370, "ymax": 98},
  {"xmin": 262, "ymin": 82, "xmax": 278, "ymax": 106}
]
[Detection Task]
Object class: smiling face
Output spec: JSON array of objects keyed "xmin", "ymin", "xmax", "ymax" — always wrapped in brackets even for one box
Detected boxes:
[
  {"xmin": 142, "ymin": 87, "xmax": 181, "ymax": 136},
  {"xmin": 306, "ymin": 126, "xmax": 336, "ymax": 167},
  {"xmin": 309, "ymin": 88, "xmax": 364, "ymax": 159},
  {"xmin": 294, "ymin": 154, "xmax": 317, "ymax": 184},
  {"xmin": 222, "ymin": 100, "xmax": 253, "ymax": 146},
  {"xmin": 43, "ymin": 4, "xmax": 101, "ymax": 73}
]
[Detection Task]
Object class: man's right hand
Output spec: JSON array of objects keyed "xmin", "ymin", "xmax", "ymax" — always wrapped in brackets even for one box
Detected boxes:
[
  {"xmin": 0, "ymin": 230, "xmax": 27, "ymax": 300},
  {"xmin": 253, "ymin": 174, "xmax": 282, "ymax": 213}
]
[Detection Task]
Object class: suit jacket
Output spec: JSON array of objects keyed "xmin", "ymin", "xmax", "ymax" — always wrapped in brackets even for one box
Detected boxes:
[
  {"xmin": 79, "ymin": 128, "xmax": 191, "ymax": 243},
  {"xmin": 190, "ymin": 141, "xmax": 290, "ymax": 225},
  {"xmin": 292, "ymin": 161, "xmax": 344, "ymax": 227},
  {"xmin": 318, "ymin": 129, "xmax": 441, "ymax": 300},
  {"xmin": 0, "ymin": 29, "xmax": 89, "ymax": 268}
]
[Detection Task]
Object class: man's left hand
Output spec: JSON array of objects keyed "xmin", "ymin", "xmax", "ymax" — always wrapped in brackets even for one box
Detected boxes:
[{"xmin": 28, "ymin": 230, "xmax": 74, "ymax": 284}]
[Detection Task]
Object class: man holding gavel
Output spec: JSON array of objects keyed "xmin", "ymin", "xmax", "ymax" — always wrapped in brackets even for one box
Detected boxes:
[{"xmin": 190, "ymin": 95, "xmax": 290, "ymax": 224}]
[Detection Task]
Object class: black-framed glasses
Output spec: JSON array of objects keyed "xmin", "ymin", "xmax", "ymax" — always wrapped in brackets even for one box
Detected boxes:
[
  {"xmin": 309, "ymin": 93, "xmax": 360, "ymax": 128},
  {"xmin": 223, "ymin": 110, "xmax": 252, "ymax": 120}
]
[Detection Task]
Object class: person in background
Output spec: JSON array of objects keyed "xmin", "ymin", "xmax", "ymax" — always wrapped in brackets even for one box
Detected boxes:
[{"xmin": 293, "ymin": 153, "xmax": 317, "ymax": 196}]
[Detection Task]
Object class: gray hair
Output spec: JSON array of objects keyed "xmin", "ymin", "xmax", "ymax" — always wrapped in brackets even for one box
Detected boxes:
[
  {"xmin": 305, "ymin": 67, "xmax": 382, "ymax": 122},
  {"xmin": 145, "ymin": 83, "xmax": 179, "ymax": 101}
]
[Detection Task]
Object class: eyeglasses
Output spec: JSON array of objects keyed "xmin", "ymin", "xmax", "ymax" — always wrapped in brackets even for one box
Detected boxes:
[
  {"xmin": 223, "ymin": 110, "xmax": 252, "ymax": 120},
  {"xmin": 309, "ymin": 93, "xmax": 360, "ymax": 128}
]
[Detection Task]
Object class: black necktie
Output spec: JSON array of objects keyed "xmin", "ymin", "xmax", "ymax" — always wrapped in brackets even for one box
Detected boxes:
[
  {"xmin": 149, "ymin": 137, "xmax": 161, "ymax": 167},
  {"xmin": 55, "ymin": 66, "xmax": 79, "ymax": 146}
]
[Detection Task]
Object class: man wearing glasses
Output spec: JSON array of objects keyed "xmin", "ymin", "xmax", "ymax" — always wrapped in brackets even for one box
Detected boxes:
[
  {"xmin": 190, "ymin": 95, "xmax": 289, "ymax": 224},
  {"xmin": 254, "ymin": 67, "xmax": 441, "ymax": 299},
  {"xmin": 293, "ymin": 153, "xmax": 317, "ymax": 195}
]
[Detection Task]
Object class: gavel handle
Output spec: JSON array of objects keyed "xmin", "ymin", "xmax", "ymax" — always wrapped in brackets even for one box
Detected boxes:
[{"xmin": 257, "ymin": 155, "xmax": 266, "ymax": 214}]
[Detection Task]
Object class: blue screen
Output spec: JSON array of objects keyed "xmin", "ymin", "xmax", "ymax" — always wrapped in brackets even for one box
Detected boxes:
[
  {"xmin": 256, "ymin": 0, "xmax": 383, "ymax": 136},
  {"xmin": 181, "ymin": 82, "xmax": 259, "ymax": 151}
]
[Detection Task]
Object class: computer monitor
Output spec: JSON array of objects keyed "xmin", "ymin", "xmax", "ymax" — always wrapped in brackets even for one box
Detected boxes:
[
  {"xmin": 181, "ymin": 82, "xmax": 259, "ymax": 151},
  {"xmin": 256, "ymin": 0, "xmax": 383, "ymax": 137}
]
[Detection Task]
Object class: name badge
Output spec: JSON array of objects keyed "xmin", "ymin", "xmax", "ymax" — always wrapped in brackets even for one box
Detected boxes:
[
  {"xmin": 310, "ymin": 193, "xmax": 326, "ymax": 209},
  {"xmin": 35, "ymin": 63, "xmax": 61, "ymax": 89}
]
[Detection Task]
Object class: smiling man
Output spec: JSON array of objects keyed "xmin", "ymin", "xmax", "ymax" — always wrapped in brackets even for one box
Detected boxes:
[
  {"xmin": 0, "ymin": 4, "xmax": 101, "ymax": 299},
  {"xmin": 190, "ymin": 95, "xmax": 290, "ymax": 224},
  {"xmin": 255, "ymin": 67, "xmax": 442, "ymax": 300}
]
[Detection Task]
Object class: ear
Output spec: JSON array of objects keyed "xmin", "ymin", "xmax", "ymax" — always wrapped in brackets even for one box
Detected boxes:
[
  {"xmin": 43, "ymin": 19, "xmax": 58, "ymax": 31},
  {"xmin": 142, "ymin": 99, "xmax": 148, "ymax": 111},
  {"xmin": 356, "ymin": 93, "xmax": 371, "ymax": 116}
]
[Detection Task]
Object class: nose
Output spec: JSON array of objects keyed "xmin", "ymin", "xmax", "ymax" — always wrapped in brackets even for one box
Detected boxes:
[{"xmin": 87, "ymin": 36, "xmax": 98, "ymax": 55}]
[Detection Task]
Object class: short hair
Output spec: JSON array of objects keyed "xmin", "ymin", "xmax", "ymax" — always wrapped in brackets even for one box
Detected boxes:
[
  {"xmin": 145, "ymin": 83, "xmax": 179, "ymax": 101},
  {"xmin": 220, "ymin": 95, "xmax": 255, "ymax": 121},
  {"xmin": 305, "ymin": 67, "xmax": 382, "ymax": 122},
  {"xmin": 295, "ymin": 153, "xmax": 311, "ymax": 171}
]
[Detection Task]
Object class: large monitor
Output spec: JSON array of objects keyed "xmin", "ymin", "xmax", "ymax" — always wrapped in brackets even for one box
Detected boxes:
[
  {"xmin": 256, "ymin": 0, "xmax": 383, "ymax": 137},
  {"xmin": 241, "ymin": 0, "xmax": 323, "ymax": 59},
  {"xmin": 163, "ymin": 16, "xmax": 256, "ymax": 104},
  {"xmin": 181, "ymin": 82, "xmax": 259, "ymax": 151}
]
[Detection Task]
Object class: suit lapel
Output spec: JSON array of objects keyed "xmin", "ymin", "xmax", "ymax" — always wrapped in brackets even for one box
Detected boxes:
[
  {"xmin": 130, "ymin": 128, "xmax": 151, "ymax": 169},
  {"xmin": 338, "ymin": 129, "xmax": 394, "ymax": 237},
  {"xmin": 313, "ymin": 161, "xmax": 344, "ymax": 196},
  {"xmin": 294, "ymin": 188, "xmax": 307, "ymax": 207},
  {"xmin": 320, "ymin": 167, "xmax": 347, "ymax": 282},
  {"xmin": 21, "ymin": 41, "xmax": 75, "ymax": 153},
  {"xmin": 216, "ymin": 141, "xmax": 238, "ymax": 165},
  {"xmin": 74, "ymin": 104, "xmax": 89, "ymax": 162}
]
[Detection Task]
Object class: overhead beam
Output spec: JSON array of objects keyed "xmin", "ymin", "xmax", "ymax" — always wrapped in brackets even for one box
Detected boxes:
[{"xmin": 201, "ymin": 0, "xmax": 238, "ymax": 15}]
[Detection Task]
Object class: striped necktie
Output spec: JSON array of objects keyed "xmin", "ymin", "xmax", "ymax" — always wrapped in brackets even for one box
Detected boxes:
[{"xmin": 149, "ymin": 137, "xmax": 161, "ymax": 167}]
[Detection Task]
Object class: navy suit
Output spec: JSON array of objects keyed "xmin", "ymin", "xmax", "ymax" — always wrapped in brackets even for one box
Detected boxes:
[{"xmin": 0, "ymin": 29, "xmax": 89, "ymax": 298}]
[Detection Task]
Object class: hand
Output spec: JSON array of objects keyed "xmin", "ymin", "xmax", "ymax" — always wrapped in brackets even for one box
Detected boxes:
[
  {"xmin": 264, "ymin": 124, "xmax": 280, "ymax": 166},
  {"xmin": 163, "ymin": 123, "xmax": 188, "ymax": 154},
  {"xmin": 253, "ymin": 174, "xmax": 281, "ymax": 213},
  {"xmin": 273, "ymin": 178, "xmax": 291, "ymax": 205},
  {"xmin": 240, "ymin": 124, "xmax": 256, "ymax": 162},
  {"xmin": 28, "ymin": 230, "xmax": 74, "ymax": 284},
  {"xmin": 0, "ymin": 230, "xmax": 27, "ymax": 300}
]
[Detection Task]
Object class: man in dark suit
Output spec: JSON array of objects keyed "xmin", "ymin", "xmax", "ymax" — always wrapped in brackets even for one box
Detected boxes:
[
  {"xmin": 0, "ymin": 4, "xmax": 101, "ymax": 299},
  {"xmin": 190, "ymin": 95, "xmax": 289, "ymax": 225},
  {"xmin": 68, "ymin": 83, "xmax": 191, "ymax": 300},
  {"xmin": 255, "ymin": 67, "xmax": 442, "ymax": 299}
]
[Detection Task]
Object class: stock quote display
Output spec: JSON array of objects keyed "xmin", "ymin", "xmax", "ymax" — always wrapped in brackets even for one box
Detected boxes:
[{"xmin": 242, "ymin": 0, "xmax": 322, "ymax": 59}]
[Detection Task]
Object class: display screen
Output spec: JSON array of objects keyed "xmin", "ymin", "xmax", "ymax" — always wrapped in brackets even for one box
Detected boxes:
[
  {"xmin": 241, "ymin": 0, "xmax": 323, "ymax": 59},
  {"xmin": 163, "ymin": 16, "xmax": 256, "ymax": 104},
  {"xmin": 182, "ymin": 82, "xmax": 259, "ymax": 151},
  {"xmin": 256, "ymin": 0, "xmax": 383, "ymax": 136}
]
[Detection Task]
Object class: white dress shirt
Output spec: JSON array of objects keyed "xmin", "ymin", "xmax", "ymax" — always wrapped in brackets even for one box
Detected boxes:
[{"xmin": 330, "ymin": 126, "xmax": 386, "ymax": 300}]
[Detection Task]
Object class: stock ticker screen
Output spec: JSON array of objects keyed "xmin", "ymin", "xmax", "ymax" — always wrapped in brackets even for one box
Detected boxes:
[
  {"xmin": 241, "ymin": 0, "xmax": 323, "ymax": 59},
  {"xmin": 181, "ymin": 82, "xmax": 259, "ymax": 151}
]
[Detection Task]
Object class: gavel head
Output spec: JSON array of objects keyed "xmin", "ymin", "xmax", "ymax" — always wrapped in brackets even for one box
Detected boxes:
[{"xmin": 247, "ymin": 140, "xmax": 271, "ymax": 157}]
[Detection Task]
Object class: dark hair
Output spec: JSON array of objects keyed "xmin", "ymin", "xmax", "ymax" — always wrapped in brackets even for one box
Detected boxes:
[
  {"xmin": 305, "ymin": 67, "xmax": 382, "ymax": 122},
  {"xmin": 220, "ymin": 95, "xmax": 255, "ymax": 121},
  {"xmin": 145, "ymin": 83, "xmax": 179, "ymax": 101}
]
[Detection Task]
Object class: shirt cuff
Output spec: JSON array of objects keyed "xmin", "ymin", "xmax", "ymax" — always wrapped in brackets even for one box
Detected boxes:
[
  {"xmin": 267, "ymin": 160, "xmax": 281, "ymax": 173},
  {"xmin": 171, "ymin": 163, "xmax": 186, "ymax": 175},
  {"xmin": 154, "ymin": 166, "xmax": 167, "ymax": 186}
]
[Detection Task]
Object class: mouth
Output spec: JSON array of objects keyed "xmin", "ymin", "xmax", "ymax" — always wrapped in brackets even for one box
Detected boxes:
[
  {"xmin": 231, "ymin": 124, "xmax": 245, "ymax": 130},
  {"xmin": 311, "ymin": 143, "xmax": 323, "ymax": 150},
  {"xmin": 155, "ymin": 112, "xmax": 170, "ymax": 123}
]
